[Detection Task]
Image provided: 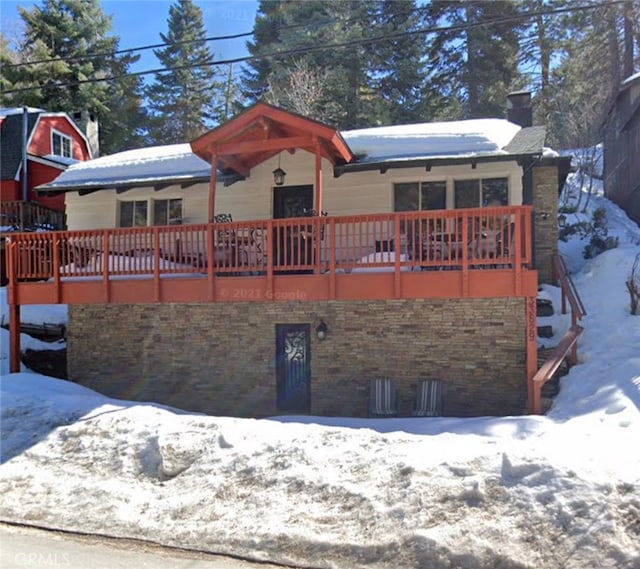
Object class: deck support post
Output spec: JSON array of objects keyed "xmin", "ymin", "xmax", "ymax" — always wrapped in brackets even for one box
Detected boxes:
[
  {"xmin": 314, "ymin": 140, "xmax": 323, "ymax": 275},
  {"xmin": 9, "ymin": 302, "xmax": 20, "ymax": 373},
  {"xmin": 525, "ymin": 296, "xmax": 538, "ymax": 413}
]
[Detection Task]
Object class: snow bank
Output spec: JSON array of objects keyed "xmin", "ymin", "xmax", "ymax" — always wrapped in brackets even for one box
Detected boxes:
[{"xmin": 1, "ymin": 178, "xmax": 639, "ymax": 567}]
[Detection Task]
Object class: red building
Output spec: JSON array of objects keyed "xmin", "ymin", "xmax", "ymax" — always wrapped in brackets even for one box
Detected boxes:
[{"xmin": 0, "ymin": 107, "xmax": 94, "ymax": 283}]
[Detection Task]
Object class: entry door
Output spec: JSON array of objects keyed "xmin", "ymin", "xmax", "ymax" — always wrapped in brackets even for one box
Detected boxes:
[
  {"xmin": 273, "ymin": 185, "xmax": 314, "ymax": 269},
  {"xmin": 273, "ymin": 185, "xmax": 313, "ymax": 219},
  {"xmin": 276, "ymin": 324, "xmax": 311, "ymax": 413}
]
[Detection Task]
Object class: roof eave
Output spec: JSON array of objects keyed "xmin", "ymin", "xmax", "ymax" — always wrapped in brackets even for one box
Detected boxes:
[{"xmin": 333, "ymin": 152, "xmax": 543, "ymax": 177}]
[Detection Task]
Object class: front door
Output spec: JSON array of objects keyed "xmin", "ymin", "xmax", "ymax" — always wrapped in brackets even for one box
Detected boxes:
[
  {"xmin": 273, "ymin": 185, "xmax": 314, "ymax": 270},
  {"xmin": 273, "ymin": 185, "xmax": 313, "ymax": 219},
  {"xmin": 275, "ymin": 323, "xmax": 311, "ymax": 413}
]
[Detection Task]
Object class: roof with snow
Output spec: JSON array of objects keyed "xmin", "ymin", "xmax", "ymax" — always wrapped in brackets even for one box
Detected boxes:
[
  {"xmin": 37, "ymin": 114, "xmax": 548, "ymax": 194},
  {"xmin": 0, "ymin": 107, "xmax": 91, "ymax": 181},
  {"xmin": 0, "ymin": 110, "xmax": 42, "ymax": 181}
]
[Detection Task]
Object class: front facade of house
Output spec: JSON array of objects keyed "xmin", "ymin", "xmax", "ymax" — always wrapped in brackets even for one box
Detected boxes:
[{"xmin": 6, "ymin": 99, "xmax": 568, "ymax": 417}]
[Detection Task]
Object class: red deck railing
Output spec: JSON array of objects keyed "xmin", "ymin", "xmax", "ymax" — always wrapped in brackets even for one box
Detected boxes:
[
  {"xmin": 1, "ymin": 201, "xmax": 66, "ymax": 232},
  {"xmin": 6, "ymin": 206, "xmax": 532, "ymax": 282}
]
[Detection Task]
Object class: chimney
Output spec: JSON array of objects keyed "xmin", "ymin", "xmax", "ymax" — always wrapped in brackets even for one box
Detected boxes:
[
  {"xmin": 506, "ymin": 91, "xmax": 532, "ymax": 127},
  {"xmin": 73, "ymin": 110, "xmax": 100, "ymax": 158}
]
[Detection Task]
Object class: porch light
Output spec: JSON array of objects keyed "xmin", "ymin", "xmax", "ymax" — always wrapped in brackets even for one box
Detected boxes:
[
  {"xmin": 273, "ymin": 154, "xmax": 286, "ymax": 186},
  {"xmin": 316, "ymin": 319, "xmax": 328, "ymax": 341},
  {"xmin": 558, "ymin": 214, "xmax": 567, "ymax": 228}
]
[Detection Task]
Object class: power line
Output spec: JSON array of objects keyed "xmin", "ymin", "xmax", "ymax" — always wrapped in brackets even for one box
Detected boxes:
[
  {"xmin": 2, "ymin": 1, "xmax": 626, "ymax": 96},
  {"xmin": 7, "ymin": 2, "xmax": 424, "ymax": 70}
]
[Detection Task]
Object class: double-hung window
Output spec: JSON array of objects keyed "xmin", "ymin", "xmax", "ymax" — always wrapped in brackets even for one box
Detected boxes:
[
  {"xmin": 153, "ymin": 198, "xmax": 183, "ymax": 226},
  {"xmin": 119, "ymin": 200, "xmax": 148, "ymax": 227},
  {"xmin": 51, "ymin": 130, "xmax": 73, "ymax": 158},
  {"xmin": 393, "ymin": 181, "xmax": 446, "ymax": 212},
  {"xmin": 118, "ymin": 198, "xmax": 183, "ymax": 227},
  {"xmin": 454, "ymin": 178, "xmax": 508, "ymax": 209}
]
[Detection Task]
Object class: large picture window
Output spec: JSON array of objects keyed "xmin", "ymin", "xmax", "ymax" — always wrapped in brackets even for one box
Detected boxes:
[
  {"xmin": 394, "ymin": 181, "xmax": 446, "ymax": 211},
  {"xmin": 51, "ymin": 130, "xmax": 73, "ymax": 158},
  {"xmin": 454, "ymin": 177, "xmax": 508, "ymax": 209}
]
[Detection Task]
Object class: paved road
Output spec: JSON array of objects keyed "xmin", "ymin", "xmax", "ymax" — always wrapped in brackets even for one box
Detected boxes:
[{"xmin": 0, "ymin": 523, "xmax": 297, "ymax": 569}]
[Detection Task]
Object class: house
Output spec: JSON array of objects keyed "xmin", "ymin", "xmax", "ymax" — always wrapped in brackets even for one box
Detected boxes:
[
  {"xmin": 602, "ymin": 72, "xmax": 640, "ymax": 225},
  {"xmin": 6, "ymin": 95, "xmax": 572, "ymax": 418},
  {"xmin": 0, "ymin": 107, "xmax": 95, "ymax": 283}
]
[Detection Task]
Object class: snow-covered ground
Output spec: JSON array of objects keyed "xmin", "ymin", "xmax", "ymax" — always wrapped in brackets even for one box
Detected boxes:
[{"xmin": 1, "ymin": 180, "xmax": 639, "ymax": 568}]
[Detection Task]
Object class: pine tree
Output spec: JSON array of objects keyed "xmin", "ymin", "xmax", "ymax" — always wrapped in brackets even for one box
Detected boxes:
[
  {"xmin": 425, "ymin": 0, "xmax": 525, "ymax": 120},
  {"xmin": 368, "ymin": 0, "xmax": 430, "ymax": 125},
  {"xmin": 145, "ymin": 0, "xmax": 225, "ymax": 144},
  {"xmin": 3, "ymin": 0, "xmax": 146, "ymax": 154},
  {"xmin": 243, "ymin": 0, "xmax": 381, "ymax": 129}
]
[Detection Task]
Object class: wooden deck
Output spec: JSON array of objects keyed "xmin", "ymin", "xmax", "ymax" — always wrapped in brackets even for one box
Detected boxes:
[{"xmin": 5, "ymin": 206, "xmax": 537, "ymax": 305}]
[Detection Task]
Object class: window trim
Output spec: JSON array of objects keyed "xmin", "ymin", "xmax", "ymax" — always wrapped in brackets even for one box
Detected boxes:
[{"xmin": 51, "ymin": 129, "xmax": 73, "ymax": 158}]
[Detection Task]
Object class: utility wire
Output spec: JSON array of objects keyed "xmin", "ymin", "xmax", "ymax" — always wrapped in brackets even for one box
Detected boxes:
[
  {"xmin": 2, "ymin": 1, "xmax": 626, "ymax": 96},
  {"xmin": 6, "ymin": 2, "xmax": 426, "ymax": 69}
]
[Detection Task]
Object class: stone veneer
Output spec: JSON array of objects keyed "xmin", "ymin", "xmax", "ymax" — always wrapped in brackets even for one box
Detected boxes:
[
  {"xmin": 69, "ymin": 298, "xmax": 527, "ymax": 418},
  {"xmin": 532, "ymin": 165, "xmax": 559, "ymax": 284}
]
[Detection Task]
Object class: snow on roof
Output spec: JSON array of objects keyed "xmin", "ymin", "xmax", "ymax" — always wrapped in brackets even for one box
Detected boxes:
[
  {"xmin": 342, "ymin": 118, "xmax": 521, "ymax": 163},
  {"xmin": 0, "ymin": 107, "xmax": 46, "ymax": 117},
  {"xmin": 43, "ymin": 143, "xmax": 211, "ymax": 190},
  {"xmin": 41, "ymin": 119, "xmax": 525, "ymax": 191}
]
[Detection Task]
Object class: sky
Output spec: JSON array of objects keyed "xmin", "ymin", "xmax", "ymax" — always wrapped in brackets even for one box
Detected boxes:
[
  {"xmin": 1, "ymin": 159, "xmax": 640, "ymax": 568},
  {"xmin": 0, "ymin": 0, "xmax": 258, "ymax": 80}
]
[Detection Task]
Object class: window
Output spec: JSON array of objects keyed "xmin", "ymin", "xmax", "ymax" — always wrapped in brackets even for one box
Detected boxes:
[
  {"xmin": 153, "ymin": 198, "xmax": 183, "ymax": 226},
  {"xmin": 454, "ymin": 177, "xmax": 508, "ymax": 209},
  {"xmin": 119, "ymin": 200, "xmax": 148, "ymax": 227},
  {"xmin": 51, "ymin": 130, "xmax": 73, "ymax": 158},
  {"xmin": 394, "ymin": 181, "xmax": 446, "ymax": 211}
]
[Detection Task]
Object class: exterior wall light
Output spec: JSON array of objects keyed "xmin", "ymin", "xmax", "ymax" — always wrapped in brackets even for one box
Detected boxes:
[
  {"xmin": 558, "ymin": 214, "xmax": 567, "ymax": 228},
  {"xmin": 273, "ymin": 154, "xmax": 286, "ymax": 186},
  {"xmin": 316, "ymin": 319, "xmax": 328, "ymax": 341}
]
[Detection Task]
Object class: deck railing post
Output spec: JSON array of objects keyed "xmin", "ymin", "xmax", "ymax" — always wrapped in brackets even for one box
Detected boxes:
[
  {"xmin": 267, "ymin": 220, "xmax": 274, "ymax": 296},
  {"xmin": 154, "ymin": 227, "xmax": 161, "ymax": 301},
  {"xmin": 461, "ymin": 210, "xmax": 469, "ymax": 296},
  {"xmin": 394, "ymin": 215, "xmax": 401, "ymax": 297},
  {"xmin": 329, "ymin": 218, "xmax": 336, "ymax": 299},
  {"xmin": 207, "ymin": 224, "xmax": 215, "ymax": 301}
]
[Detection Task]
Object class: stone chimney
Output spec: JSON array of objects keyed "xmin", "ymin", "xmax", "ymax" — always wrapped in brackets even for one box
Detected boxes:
[
  {"xmin": 73, "ymin": 110, "xmax": 100, "ymax": 158},
  {"xmin": 506, "ymin": 91, "xmax": 532, "ymax": 127}
]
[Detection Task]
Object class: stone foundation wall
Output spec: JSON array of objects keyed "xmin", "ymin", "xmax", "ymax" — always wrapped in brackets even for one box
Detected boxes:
[
  {"xmin": 532, "ymin": 165, "xmax": 559, "ymax": 284},
  {"xmin": 69, "ymin": 298, "xmax": 527, "ymax": 418}
]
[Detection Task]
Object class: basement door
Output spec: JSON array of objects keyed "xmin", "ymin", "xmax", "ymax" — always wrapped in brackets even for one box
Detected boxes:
[{"xmin": 275, "ymin": 324, "xmax": 311, "ymax": 413}]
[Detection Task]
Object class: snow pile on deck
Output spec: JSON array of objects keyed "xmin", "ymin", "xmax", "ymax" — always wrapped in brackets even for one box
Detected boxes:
[{"xmin": 1, "ymin": 191, "xmax": 639, "ymax": 568}]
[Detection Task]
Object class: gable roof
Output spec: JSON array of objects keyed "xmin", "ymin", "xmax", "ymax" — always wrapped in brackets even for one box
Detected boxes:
[
  {"xmin": 0, "ymin": 108, "xmax": 92, "ymax": 181},
  {"xmin": 37, "ymin": 108, "xmax": 549, "ymax": 194},
  {"xmin": 190, "ymin": 102, "xmax": 354, "ymax": 176},
  {"xmin": 0, "ymin": 110, "xmax": 41, "ymax": 181}
]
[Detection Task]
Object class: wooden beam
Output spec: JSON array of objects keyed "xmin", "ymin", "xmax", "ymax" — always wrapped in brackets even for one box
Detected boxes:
[
  {"xmin": 216, "ymin": 136, "xmax": 313, "ymax": 155},
  {"xmin": 218, "ymin": 154, "xmax": 250, "ymax": 178}
]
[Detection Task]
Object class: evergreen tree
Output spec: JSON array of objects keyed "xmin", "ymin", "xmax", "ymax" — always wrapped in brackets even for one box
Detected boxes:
[
  {"xmin": 145, "ymin": 0, "xmax": 225, "ymax": 144},
  {"xmin": 425, "ymin": 0, "xmax": 525, "ymax": 120},
  {"xmin": 243, "ymin": 0, "xmax": 381, "ymax": 129},
  {"xmin": 2, "ymin": 0, "xmax": 146, "ymax": 154},
  {"xmin": 368, "ymin": 0, "xmax": 430, "ymax": 125}
]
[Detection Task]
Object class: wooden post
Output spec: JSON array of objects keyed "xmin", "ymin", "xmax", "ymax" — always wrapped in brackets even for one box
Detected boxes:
[
  {"xmin": 9, "ymin": 302, "xmax": 20, "ymax": 373},
  {"xmin": 525, "ymin": 296, "xmax": 539, "ymax": 413},
  {"xmin": 314, "ymin": 140, "xmax": 323, "ymax": 275},
  {"xmin": 208, "ymin": 153, "xmax": 217, "ymax": 223}
]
